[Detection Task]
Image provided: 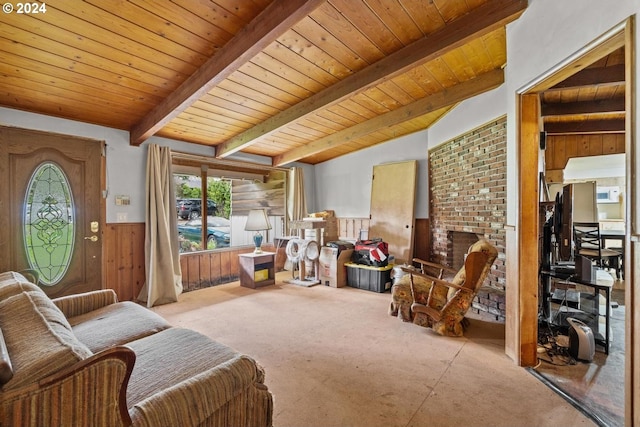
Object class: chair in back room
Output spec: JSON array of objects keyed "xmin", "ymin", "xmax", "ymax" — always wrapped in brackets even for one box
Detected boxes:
[{"xmin": 573, "ymin": 222, "xmax": 622, "ymax": 279}]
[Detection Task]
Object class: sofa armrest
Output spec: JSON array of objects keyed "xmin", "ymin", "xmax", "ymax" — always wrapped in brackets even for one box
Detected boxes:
[
  {"xmin": 0, "ymin": 346, "xmax": 135, "ymax": 427},
  {"xmin": 52, "ymin": 289, "xmax": 118, "ymax": 318},
  {"xmin": 130, "ymin": 355, "xmax": 273, "ymax": 427}
]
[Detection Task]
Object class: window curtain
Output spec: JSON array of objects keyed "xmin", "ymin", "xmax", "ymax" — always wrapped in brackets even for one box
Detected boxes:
[
  {"xmin": 138, "ymin": 144, "xmax": 183, "ymax": 307},
  {"xmin": 287, "ymin": 167, "xmax": 308, "ymax": 227}
]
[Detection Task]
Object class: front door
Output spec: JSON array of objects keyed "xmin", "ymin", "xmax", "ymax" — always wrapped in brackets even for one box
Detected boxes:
[{"xmin": 0, "ymin": 126, "xmax": 103, "ymax": 297}]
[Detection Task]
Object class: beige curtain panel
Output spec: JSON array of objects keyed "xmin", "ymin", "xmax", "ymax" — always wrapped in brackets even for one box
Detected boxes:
[
  {"xmin": 287, "ymin": 167, "xmax": 307, "ymax": 226},
  {"xmin": 138, "ymin": 144, "xmax": 183, "ymax": 307}
]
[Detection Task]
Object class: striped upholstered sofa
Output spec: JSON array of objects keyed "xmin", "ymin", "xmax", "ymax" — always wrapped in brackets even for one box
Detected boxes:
[{"xmin": 0, "ymin": 271, "xmax": 273, "ymax": 427}]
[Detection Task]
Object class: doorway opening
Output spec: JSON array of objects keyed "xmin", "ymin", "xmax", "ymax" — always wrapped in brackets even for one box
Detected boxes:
[{"xmin": 516, "ymin": 19, "xmax": 635, "ymax": 425}]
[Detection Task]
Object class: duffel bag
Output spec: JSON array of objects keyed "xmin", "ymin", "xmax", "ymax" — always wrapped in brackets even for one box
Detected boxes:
[{"xmin": 352, "ymin": 238, "xmax": 389, "ymax": 267}]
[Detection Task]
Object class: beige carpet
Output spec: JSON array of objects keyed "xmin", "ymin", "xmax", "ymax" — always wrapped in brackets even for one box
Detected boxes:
[{"xmin": 153, "ymin": 272, "xmax": 597, "ymax": 427}]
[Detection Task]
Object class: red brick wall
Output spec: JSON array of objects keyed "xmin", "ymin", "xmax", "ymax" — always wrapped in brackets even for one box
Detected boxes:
[{"xmin": 429, "ymin": 117, "xmax": 507, "ymax": 320}]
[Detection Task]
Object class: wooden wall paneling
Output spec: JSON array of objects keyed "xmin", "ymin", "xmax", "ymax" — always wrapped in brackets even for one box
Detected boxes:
[
  {"xmin": 413, "ymin": 218, "xmax": 430, "ymax": 261},
  {"xmin": 117, "ymin": 224, "xmax": 134, "ymax": 301},
  {"xmin": 220, "ymin": 250, "xmax": 232, "ymax": 283},
  {"xmin": 589, "ymin": 134, "xmax": 603, "ymax": 155},
  {"xmin": 186, "ymin": 255, "xmax": 200, "ymax": 292},
  {"xmin": 130, "ymin": 225, "xmax": 145, "ymax": 299},
  {"xmin": 337, "ymin": 217, "xmax": 370, "ymax": 240},
  {"xmin": 616, "ymin": 133, "xmax": 625, "ymax": 152},
  {"xmin": 179, "ymin": 256, "xmax": 188, "ymax": 289},
  {"xmin": 103, "ymin": 223, "xmax": 145, "ymax": 302},
  {"xmin": 554, "ymin": 135, "xmax": 567, "ymax": 169},
  {"xmin": 210, "ymin": 252, "xmax": 222, "ymax": 285},
  {"xmin": 198, "ymin": 252, "xmax": 212, "ymax": 286},
  {"xmin": 603, "ymin": 133, "xmax": 616, "ymax": 153},
  {"xmin": 565, "ymin": 134, "xmax": 578, "ymax": 160},
  {"xmin": 546, "ymin": 133, "xmax": 625, "ymax": 174}
]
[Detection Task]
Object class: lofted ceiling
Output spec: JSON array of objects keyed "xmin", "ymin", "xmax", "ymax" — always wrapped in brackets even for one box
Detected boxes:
[
  {"xmin": 540, "ymin": 47, "xmax": 626, "ymax": 136},
  {"xmin": 0, "ymin": 0, "xmax": 529, "ymax": 166}
]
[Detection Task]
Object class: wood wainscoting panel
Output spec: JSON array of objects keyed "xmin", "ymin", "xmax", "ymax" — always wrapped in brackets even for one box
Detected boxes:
[
  {"xmin": 413, "ymin": 218, "xmax": 430, "ymax": 262},
  {"xmin": 337, "ymin": 217, "xmax": 370, "ymax": 240},
  {"xmin": 103, "ymin": 223, "xmax": 145, "ymax": 302},
  {"xmin": 104, "ymin": 223, "xmax": 279, "ymax": 298},
  {"xmin": 180, "ymin": 244, "xmax": 276, "ymax": 291}
]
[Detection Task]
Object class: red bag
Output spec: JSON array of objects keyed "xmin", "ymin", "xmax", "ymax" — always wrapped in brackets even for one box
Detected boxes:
[{"xmin": 352, "ymin": 238, "xmax": 389, "ymax": 266}]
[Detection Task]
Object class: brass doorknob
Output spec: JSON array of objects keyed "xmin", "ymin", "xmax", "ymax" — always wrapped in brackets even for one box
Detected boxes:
[{"xmin": 84, "ymin": 235, "xmax": 98, "ymax": 242}]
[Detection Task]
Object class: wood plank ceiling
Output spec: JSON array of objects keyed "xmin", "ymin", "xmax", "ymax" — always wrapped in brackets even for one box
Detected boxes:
[
  {"xmin": 541, "ymin": 47, "xmax": 626, "ymax": 136},
  {"xmin": 0, "ymin": 0, "xmax": 529, "ymax": 165}
]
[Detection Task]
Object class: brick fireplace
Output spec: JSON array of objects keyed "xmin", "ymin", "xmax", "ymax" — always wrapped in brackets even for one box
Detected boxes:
[{"xmin": 429, "ymin": 117, "xmax": 507, "ymax": 321}]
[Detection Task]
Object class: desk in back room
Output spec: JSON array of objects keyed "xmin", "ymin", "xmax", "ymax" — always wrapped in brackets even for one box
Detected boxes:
[{"xmin": 540, "ymin": 268, "xmax": 614, "ymax": 354}]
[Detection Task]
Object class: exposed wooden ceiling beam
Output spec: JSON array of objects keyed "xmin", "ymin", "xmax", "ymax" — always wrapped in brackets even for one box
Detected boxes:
[
  {"xmin": 545, "ymin": 64, "xmax": 625, "ymax": 92},
  {"xmin": 273, "ymin": 69, "xmax": 504, "ymax": 166},
  {"xmin": 541, "ymin": 98, "xmax": 625, "ymax": 116},
  {"xmin": 128, "ymin": 0, "xmax": 325, "ymax": 146},
  {"xmin": 216, "ymin": 0, "xmax": 527, "ymax": 158},
  {"xmin": 544, "ymin": 119, "xmax": 625, "ymax": 134},
  {"xmin": 171, "ymin": 151, "xmax": 288, "ymax": 176}
]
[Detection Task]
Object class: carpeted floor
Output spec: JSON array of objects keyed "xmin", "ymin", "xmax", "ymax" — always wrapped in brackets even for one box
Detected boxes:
[{"xmin": 153, "ymin": 272, "xmax": 598, "ymax": 427}]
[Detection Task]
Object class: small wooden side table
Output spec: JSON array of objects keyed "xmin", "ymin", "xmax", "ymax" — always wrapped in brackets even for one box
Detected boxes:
[{"xmin": 239, "ymin": 252, "xmax": 275, "ymax": 289}]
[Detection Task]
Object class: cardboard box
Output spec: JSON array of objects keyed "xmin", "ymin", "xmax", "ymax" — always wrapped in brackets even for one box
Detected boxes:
[{"xmin": 319, "ymin": 247, "xmax": 354, "ymax": 288}]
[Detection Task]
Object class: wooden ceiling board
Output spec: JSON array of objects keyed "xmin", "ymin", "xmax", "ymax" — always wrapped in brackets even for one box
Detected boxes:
[
  {"xmin": 0, "ymin": 21, "xmax": 174, "ymax": 98},
  {"xmin": 398, "ymin": 0, "xmax": 447, "ymax": 35},
  {"xmin": 126, "ymin": 0, "xmax": 233, "ymax": 52},
  {"xmin": 365, "ymin": 0, "xmax": 425, "ymax": 43},
  {"xmin": 328, "ymin": 0, "xmax": 406, "ymax": 55},
  {"xmin": 51, "ymin": 2, "xmax": 201, "ymax": 76},
  {"xmin": 0, "ymin": 0, "xmax": 532, "ymax": 165},
  {"xmin": 314, "ymin": 2, "xmax": 386, "ymax": 65},
  {"xmin": 88, "ymin": 0, "xmax": 219, "ymax": 59},
  {"xmin": 541, "ymin": 47, "xmax": 625, "ymax": 136}
]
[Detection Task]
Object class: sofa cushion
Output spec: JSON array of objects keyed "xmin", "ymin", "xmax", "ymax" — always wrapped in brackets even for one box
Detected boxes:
[
  {"xmin": 127, "ymin": 328, "xmax": 268, "ymax": 427},
  {"xmin": 0, "ymin": 328, "xmax": 13, "ymax": 385},
  {"xmin": 0, "ymin": 271, "xmax": 42, "ymax": 302},
  {"xmin": 68, "ymin": 301, "xmax": 172, "ymax": 352},
  {"xmin": 0, "ymin": 291, "xmax": 92, "ymax": 390}
]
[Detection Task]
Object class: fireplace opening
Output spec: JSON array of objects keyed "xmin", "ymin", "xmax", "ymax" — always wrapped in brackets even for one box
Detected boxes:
[{"xmin": 447, "ymin": 231, "xmax": 479, "ymax": 270}]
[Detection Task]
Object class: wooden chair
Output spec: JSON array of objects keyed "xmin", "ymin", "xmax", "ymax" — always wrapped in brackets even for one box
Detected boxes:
[
  {"xmin": 389, "ymin": 259, "xmax": 455, "ymax": 322},
  {"xmin": 401, "ymin": 239, "xmax": 498, "ymax": 336},
  {"xmin": 573, "ymin": 222, "xmax": 622, "ymax": 278}
]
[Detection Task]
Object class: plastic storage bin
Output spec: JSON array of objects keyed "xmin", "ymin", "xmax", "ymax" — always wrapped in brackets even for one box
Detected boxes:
[{"xmin": 345, "ymin": 262, "xmax": 393, "ymax": 293}]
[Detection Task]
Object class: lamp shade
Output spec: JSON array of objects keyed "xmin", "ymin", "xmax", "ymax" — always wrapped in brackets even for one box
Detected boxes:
[{"xmin": 245, "ymin": 209, "xmax": 272, "ymax": 231}]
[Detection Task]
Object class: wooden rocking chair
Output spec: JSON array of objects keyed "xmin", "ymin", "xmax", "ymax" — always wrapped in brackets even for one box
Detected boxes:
[{"xmin": 401, "ymin": 239, "xmax": 498, "ymax": 336}]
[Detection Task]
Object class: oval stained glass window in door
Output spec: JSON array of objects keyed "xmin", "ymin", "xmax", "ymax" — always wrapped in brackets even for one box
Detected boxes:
[{"xmin": 23, "ymin": 162, "xmax": 75, "ymax": 286}]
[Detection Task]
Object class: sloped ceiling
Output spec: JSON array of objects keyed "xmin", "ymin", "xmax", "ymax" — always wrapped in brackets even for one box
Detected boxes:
[{"xmin": 0, "ymin": 0, "xmax": 529, "ymax": 165}]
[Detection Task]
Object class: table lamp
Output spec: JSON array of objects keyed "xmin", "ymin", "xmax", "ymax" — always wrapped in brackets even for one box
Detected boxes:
[{"xmin": 245, "ymin": 209, "xmax": 272, "ymax": 253}]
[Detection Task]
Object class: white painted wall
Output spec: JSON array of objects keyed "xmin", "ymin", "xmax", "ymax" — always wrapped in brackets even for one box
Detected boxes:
[
  {"xmin": 312, "ymin": 131, "xmax": 429, "ymax": 218},
  {"xmin": 0, "ymin": 107, "xmax": 266, "ymax": 223},
  {"xmin": 427, "ymin": 85, "xmax": 507, "ymax": 150}
]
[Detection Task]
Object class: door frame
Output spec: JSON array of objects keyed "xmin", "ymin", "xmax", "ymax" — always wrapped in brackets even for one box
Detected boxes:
[
  {"xmin": 0, "ymin": 125, "xmax": 106, "ymax": 292},
  {"xmin": 514, "ymin": 18, "xmax": 637, "ymax": 424}
]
